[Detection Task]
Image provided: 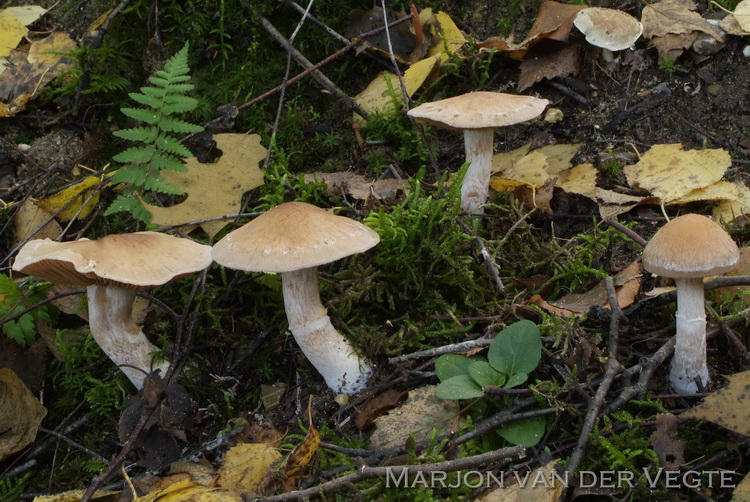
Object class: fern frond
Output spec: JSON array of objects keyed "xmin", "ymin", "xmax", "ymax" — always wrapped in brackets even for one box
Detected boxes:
[
  {"xmin": 128, "ymin": 92, "xmax": 164, "ymax": 110},
  {"xmin": 143, "ymin": 176, "xmax": 183, "ymax": 195},
  {"xmin": 158, "ymin": 116, "xmax": 203, "ymax": 133},
  {"xmin": 151, "ymin": 153, "xmax": 188, "ymax": 172},
  {"xmin": 112, "ymin": 145, "xmax": 155, "ymax": 165},
  {"xmin": 121, "ymin": 107, "xmax": 160, "ymax": 124},
  {"xmin": 104, "ymin": 194, "xmax": 153, "ymax": 222},
  {"xmin": 114, "ymin": 126, "xmax": 159, "ymax": 143},
  {"xmin": 111, "ymin": 165, "xmax": 148, "ymax": 186},
  {"xmin": 155, "ymin": 134, "xmax": 193, "ymax": 157}
]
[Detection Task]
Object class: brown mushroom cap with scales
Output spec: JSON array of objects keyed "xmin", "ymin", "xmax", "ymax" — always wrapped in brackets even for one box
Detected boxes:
[
  {"xmin": 13, "ymin": 232, "xmax": 213, "ymax": 389},
  {"xmin": 212, "ymin": 202, "xmax": 379, "ymax": 394},
  {"xmin": 407, "ymin": 92, "xmax": 548, "ymax": 214}
]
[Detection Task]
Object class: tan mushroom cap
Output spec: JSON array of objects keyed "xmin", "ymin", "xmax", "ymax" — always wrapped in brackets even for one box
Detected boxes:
[
  {"xmin": 13, "ymin": 232, "xmax": 213, "ymax": 289},
  {"xmin": 573, "ymin": 7, "xmax": 643, "ymax": 51},
  {"xmin": 407, "ymin": 92, "xmax": 549, "ymax": 131},
  {"xmin": 642, "ymin": 214, "xmax": 739, "ymax": 279},
  {"xmin": 212, "ymin": 202, "xmax": 380, "ymax": 273}
]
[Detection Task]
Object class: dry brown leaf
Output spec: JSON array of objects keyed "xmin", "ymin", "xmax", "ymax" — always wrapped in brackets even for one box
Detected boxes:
[
  {"xmin": 682, "ymin": 370, "xmax": 750, "ymax": 436},
  {"xmin": 518, "ymin": 40, "xmax": 582, "ymax": 92},
  {"xmin": 623, "ymin": 143, "xmax": 731, "ymax": 203},
  {"xmin": 651, "ymin": 413, "xmax": 685, "ymax": 470},
  {"xmin": 32, "ymin": 489, "xmax": 118, "ymax": 502},
  {"xmin": 479, "ymin": 459, "xmax": 564, "ymax": 502},
  {"xmin": 733, "ymin": 474, "xmax": 750, "ymax": 502},
  {"xmin": 353, "ymin": 388, "xmax": 408, "ymax": 430},
  {"xmin": 523, "ymin": 1, "xmax": 586, "ymax": 44},
  {"xmin": 641, "ymin": 0, "xmax": 724, "ymax": 41},
  {"xmin": 369, "ymin": 385, "xmax": 464, "ymax": 449},
  {"xmin": 12, "ymin": 198, "xmax": 62, "ymax": 246},
  {"xmin": 144, "ymin": 133, "xmax": 266, "ymax": 238},
  {"xmin": 648, "ymin": 32, "xmax": 698, "ymax": 62},
  {"xmin": 0, "ymin": 368, "xmax": 47, "ymax": 461},
  {"xmin": 305, "ymin": 171, "xmax": 410, "ymax": 202},
  {"xmin": 733, "ymin": 0, "xmax": 750, "ymax": 31}
]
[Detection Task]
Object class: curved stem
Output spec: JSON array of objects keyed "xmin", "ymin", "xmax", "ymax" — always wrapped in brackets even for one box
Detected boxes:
[
  {"xmin": 670, "ymin": 278, "xmax": 709, "ymax": 394},
  {"xmin": 281, "ymin": 268, "xmax": 372, "ymax": 394},
  {"xmin": 87, "ymin": 285, "xmax": 169, "ymax": 389}
]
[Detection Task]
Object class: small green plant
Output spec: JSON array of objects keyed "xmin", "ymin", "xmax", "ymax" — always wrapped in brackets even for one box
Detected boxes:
[
  {"xmin": 433, "ymin": 320, "xmax": 546, "ymax": 446},
  {"xmin": 0, "ymin": 274, "xmax": 50, "ymax": 345},
  {"xmin": 105, "ymin": 42, "xmax": 203, "ymax": 223},
  {"xmin": 659, "ymin": 56, "xmax": 680, "ymax": 75}
]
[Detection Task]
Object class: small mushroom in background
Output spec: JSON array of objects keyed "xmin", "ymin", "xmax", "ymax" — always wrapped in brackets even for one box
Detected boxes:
[
  {"xmin": 407, "ymin": 91, "xmax": 549, "ymax": 214},
  {"xmin": 573, "ymin": 7, "xmax": 643, "ymax": 63},
  {"xmin": 212, "ymin": 202, "xmax": 379, "ymax": 395},
  {"xmin": 642, "ymin": 214, "xmax": 739, "ymax": 394},
  {"xmin": 12, "ymin": 232, "xmax": 213, "ymax": 389}
]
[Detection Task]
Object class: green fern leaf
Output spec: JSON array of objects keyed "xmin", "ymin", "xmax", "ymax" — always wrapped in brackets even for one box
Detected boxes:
[
  {"xmin": 112, "ymin": 145, "xmax": 155, "ymax": 165},
  {"xmin": 121, "ymin": 107, "xmax": 160, "ymax": 124},
  {"xmin": 143, "ymin": 176, "xmax": 183, "ymax": 195},
  {"xmin": 105, "ymin": 195, "xmax": 153, "ymax": 222},
  {"xmin": 158, "ymin": 116, "xmax": 203, "ymax": 134},
  {"xmin": 128, "ymin": 92, "xmax": 164, "ymax": 110},
  {"xmin": 114, "ymin": 126, "xmax": 159, "ymax": 143},
  {"xmin": 151, "ymin": 153, "xmax": 189, "ymax": 172},
  {"xmin": 155, "ymin": 134, "xmax": 192, "ymax": 157},
  {"xmin": 164, "ymin": 83, "xmax": 194, "ymax": 93},
  {"xmin": 111, "ymin": 164, "xmax": 148, "ymax": 186}
]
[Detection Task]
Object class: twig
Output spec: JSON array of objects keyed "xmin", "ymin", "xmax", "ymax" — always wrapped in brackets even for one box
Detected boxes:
[
  {"xmin": 387, "ymin": 336, "xmax": 492, "ymax": 365},
  {"xmin": 36, "ymin": 428, "xmax": 110, "ymax": 465},
  {"xmin": 456, "ymin": 216, "xmax": 504, "ymax": 292},
  {"xmin": 565, "ymin": 278, "xmax": 624, "ymax": 477},
  {"xmin": 256, "ymin": 446, "xmax": 526, "ymax": 501},
  {"xmin": 604, "ymin": 218, "xmax": 647, "ymax": 247}
]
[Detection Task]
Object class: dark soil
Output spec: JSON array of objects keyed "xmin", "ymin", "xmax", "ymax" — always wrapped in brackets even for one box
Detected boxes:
[{"xmin": 2, "ymin": 0, "xmax": 750, "ymax": 500}]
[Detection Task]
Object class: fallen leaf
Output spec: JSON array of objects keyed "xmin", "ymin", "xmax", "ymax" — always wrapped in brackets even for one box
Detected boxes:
[
  {"xmin": 0, "ymin": 368, "xmax": 47, "ymax": 461},
  {"xmin": 681, "ymin": 369, "xmax": 750, "ymax": 436},
  {"xmin": 518, "ymin": 40, "xmax": 582, "ymax": 92},
  {"xmin": 426, "ymin": 11, "xmax": 467, "ymax": 60},
  {"xmin": 641, "ymin": 0, "xmax": 724, "ymax": 41},
  {"xmin": 282, "ymin": 419, "xmax": 320, "ymax": 490},
  {"xmin": 715, "ymin": 247, "xmax": 750, "ymax": 306},
  {"xmin": 0, "ymin": 14, "xmax": 28, "ymax": 59},
  {"xmin": 623, "ymin": 143, "xmax": 731, "ymax": 203},
  {"xmin": 353, "ymin": 388, "xmax": 408, "ymax": 429},
  {"xmin": 0, "ymin": 5, "xmax": 47, "ymax": 26},
  {"xmin": 730, "ymin": 0, "xmax": 750, "ymax": 32},
  {"xmin": 35, "ymin": 176, "xmax": 102, "ymax": 221},
  {"xmin": 12, "ymin": 198, "xmax": 63, "ymax": 246},
  {"xmin": 651, "ymin": 413, "xmax": 685, "ymax": 469},
  {"xmin": 344, "ymin": 7, "xmax": 415, "ymax": 64},
  {"xmin": 479, "ymin": 459, "xmax": 565, "ymax": 501},
  {"xmin": 32, "ymin": 489, "xmax": 118, "ymax": 502},
  {"xmin": 733, "ymin": 474, "xmax": 750, "ymax": 502},
  {"xmin": 144, "ymin": 133, "xmax": 266, "ymax": 238},
  {"xmin": 214, "ymin": 443, "xmax": 282, "ymax": 493},
  {"xmin": 523, "ymin": 1, "xmax": 586, "ymax": 45},
  {"xmin": 304, "ymin": 171, "xmax": 410, "ymax": 202},
  {"xmin": 369, "ymin": 385, "xmax": 464, "ymax": 449},
  {"xmin": 492, "ymin": 150, "xmax": 550, "ymax": 189},
  {"xmin": 713, "ymin": 181, "xmax": 750, "ymax": 224},
  {"xmin": 648, "ymin": 32, "xmax": 698, "ymax": 62}
]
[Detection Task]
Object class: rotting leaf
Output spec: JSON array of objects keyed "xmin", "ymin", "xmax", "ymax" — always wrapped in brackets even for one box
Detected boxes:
[
  {"xmin": 517, "ymin": 39, "xmax": 583, "ymax": 92},
  {"xmin": 144, "ymin": 133, "xmax": 266, "ymax": 238},
  {"xmin": 623, "ymin": 143, "xmax": 731, "ymax": 203},
  {"xmin": 12, "ymin": 198, "xmax": 62, "ymax": 246},
  {"xmin": 0, "ymin": 14, "xmax": 28, "ymax": 59},
  {"xmin": 651, "ymin": 413, "xmax": 686, "ymax": 470},
  {"xmin": 281, "ymin": 398, "xmax": 320, "ymax": 491},
  {"xmin": 35, "ymin": 176, "xmax": 102, "ymax": 221},
  {"xmin": 304, "ymin": 171, "xmax": 410, "ymax": 202},
  {"xmin": 353, "ymin": 388, "xmax": 408, "ymax": 430},
  {"xmin": 641, "ymin": 0, "xmax": 724, "ymax": 41},
  {"xmin": 0, "ymin": 368, "xmax": 47, "ymax": 461},
  {"xmin": 214, "ymin": 443, "xmax": 282, "ymax": 494},
  {"xmin": 682, "ymin": 370, "xmax": 750, "ymax": 436}
]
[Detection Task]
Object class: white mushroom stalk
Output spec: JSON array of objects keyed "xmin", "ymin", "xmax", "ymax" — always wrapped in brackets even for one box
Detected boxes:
[
  {"xmin": 670, "ymin": 278, "xmax": 710, "ymax": 394},
  {"xmin": 87, "ymin": 285, "xmax": 169, "ymax": 388},
  {"xmin": 461, "ymin": 129, "xmax": 494, "ymax": 214},
  {"xmin": 281, "ymin": 268, "xmax": 372, "ymax": 394}
]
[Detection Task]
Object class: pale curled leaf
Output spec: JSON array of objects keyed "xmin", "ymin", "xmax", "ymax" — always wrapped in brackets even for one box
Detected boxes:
[{"xmin": 0, "ymin": 368, "xmax": 47, "ymax": 461}]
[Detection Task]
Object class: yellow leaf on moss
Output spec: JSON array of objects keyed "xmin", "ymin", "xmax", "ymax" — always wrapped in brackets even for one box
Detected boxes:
[
  {"xmin": 682, "ymin": 370, "xmax": 750, "ymax": 436},
  {"xmin": 623, "ymin": 143, "xmax": 731, "ymax": 203},
  {"xmin": 28, "ymin": 32, "xmax": 77, "ymax": 65},
  {"xmin": 491, "ymin": 143, "xmax": 531, "ymax": 174},
  {"xmin": 144, "ymin": 133, "xmax": 266, "ymax": 239},
  {"xmin": 556, "ymin": 163, "xmax": 597, "ymax": 197},
  {"xmin": 427, "ymin": 11, "xmax": 467, "ymax": 61},
  {"xmin": 36, "ymin": 176, "xmax": 101, "ymax": 221},
  {"xmin": 215, "ymin": 443, "xmax": 281, "ymax": 493}
]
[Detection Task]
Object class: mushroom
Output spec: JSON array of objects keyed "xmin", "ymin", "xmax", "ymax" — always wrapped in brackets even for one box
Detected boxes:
[
  {"xmin": 12, "ymin": 232, "xmax": 213, "ymax": 389},
  {"xmin": 642, "ymin": 214, "xmax": 739, "ymax": 394},
  {"xmin": 212, "ymin": 202, "xmax": 379, "ymax": 394},
  {"xmin": 573, "ymin": 7, "xmax": 643, "ymax": 62},
  {"xmin": 407, "ymin": 91, "xmax": 549, "ymax": 214}
]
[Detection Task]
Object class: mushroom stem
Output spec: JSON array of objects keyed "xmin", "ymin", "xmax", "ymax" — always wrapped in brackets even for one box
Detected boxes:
[
  {"xmin": 87, "ymin": 285, "xmax": 169, "ymax": 389},
  {"xmin": 461, "ymin": 128, "xmax": 494, "ymax": 214},
  {"xmin": 670, "ymin": 278, "xmax": 710, "ymax": 394},
  {"xmin": 281, "ymin": 267, "xmax": 372, "ymax": 394}
]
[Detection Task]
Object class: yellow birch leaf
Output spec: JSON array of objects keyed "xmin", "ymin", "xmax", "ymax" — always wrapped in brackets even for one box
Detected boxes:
[
  {"xmin": 28, "ymin": 32, "xmax": 77, "ymax": 65},
  {"xmin": 681, "ymin": 370, "xmax": 750, "ymax": 436},
  {"xmin": 497, "ymin": 150, "xmax": 550, "ymax": 188},
  {"xmin": 215, "ymin": 443, "xmax": 282, "ymax": 492},
  {"xmin": 353, "ymin": 56, "xmax": 439, "ymax": 120},
  {"xmin": 540, "ymin": 143, "xmax": 582, "ymax": 174},
  {"xmin": 0, "ymin": 6, "xmax": 47, "ymax": 26},
  {"xmin": 0, "ymin": 368, "xmax": 47, "ymax": 461},
  {"xmin": 556, "ymin": 162, "xmax": 597, "ymax": 197},
  {"xmin": 283, "ymin": 422, "xmax": 320, "ymax": 487},
  {"xmin": 669, "ymin": 180, "xmax": 739, "ymax": 204},
  {"xmin": 491, "ymin": 143, "xmax": 531, "ymax": 174},
  {"xmin": 0, "ymin": 14, "xmax": 28, "ymax": 58},
  {"xmin": 35, "ymin": 176, "xmax": 102, "ymax": 221},
  {"xmin": 713, "ymin": 181, "xmax": 750, "ymax": 223},
  {"xmin": 144, "ymin": 133, "xmax": 266, "ymax": 239},
  {"xmin": 427, "ymin": 11, "xmax": 467, "ymax": 61},
  {"xmin": 623, "ymin": 143, "xmax": 731, "ymax": 203},
  {"xmin": 32, "ymin": 490, "xmax": 118, "ymax": 502}
]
